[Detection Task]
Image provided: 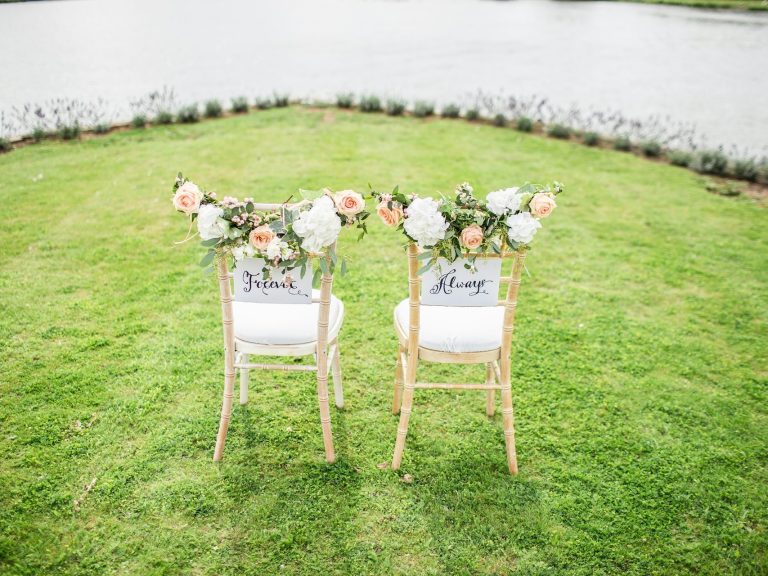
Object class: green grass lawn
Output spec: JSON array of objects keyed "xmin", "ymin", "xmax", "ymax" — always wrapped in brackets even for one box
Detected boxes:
[{"xmin": 0, "ymin": 108, "xmax": 766, "ymax": 575}]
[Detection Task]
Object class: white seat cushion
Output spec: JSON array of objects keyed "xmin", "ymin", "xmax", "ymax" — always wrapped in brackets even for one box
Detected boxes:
[
  {"xmin": 394, "ymin": 299, "xmax": 504, "ymax": 353},
  {"xmin": 233, "ymin": 289, "xmax": 343, "ymax": 346}
]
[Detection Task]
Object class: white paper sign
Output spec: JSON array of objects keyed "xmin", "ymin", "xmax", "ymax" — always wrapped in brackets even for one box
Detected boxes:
[
  {"xmin": 420, "ymin": 257, "xmax": 501, "ymax": 307},
  {"xmin": 234, "ymin": 258, "xmax": 312, "ymax": 304}
]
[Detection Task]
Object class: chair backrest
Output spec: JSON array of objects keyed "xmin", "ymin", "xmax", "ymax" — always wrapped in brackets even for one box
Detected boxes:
[
  {"xmin": 405, "ymin": 243, "xmax": 526, "ymax": 357},
  {"xmin": 216, "ymin": 200, "xmax": 336, "ymax": 350}
]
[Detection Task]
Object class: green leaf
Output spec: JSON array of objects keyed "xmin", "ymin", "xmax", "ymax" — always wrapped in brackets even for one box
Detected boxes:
[
  {"xmin": 199, "ymin": 250, "xmax": 215, "ymax": 268},
  {"xmin": 518, "ymin": 183, "xmax": 535, "ymax": 195},
  {"xmin": 299, "ymin": 188, "xmax": 323, "ymax": 201},
  {"xmin": 269, "ymin": 220, "xmax": 285, "ymax": 233},
  {"xmin": 417, "ymin": 251, "xmax": 433, "ymax": 261},
  {"xmin": 318, "ymin": 257, "xmax": 328, "ymax": 275},
  {"xmin": 392, "ymin": 192, "xmax": 407, "ymax": 205},
  {"xmin": 340, "ymin": 257, "xmax": 347, "ymax": 277},
  {"xmin": 312, "ymin": 267, "xmax": 322, "ymax": 287},
  {"xmin": 200, "ymin": 238, "xmax": 219, "ymax": 247},
  {"xmin": 417, "ymin": 261, "xmax": 434, "ymax": 275}
]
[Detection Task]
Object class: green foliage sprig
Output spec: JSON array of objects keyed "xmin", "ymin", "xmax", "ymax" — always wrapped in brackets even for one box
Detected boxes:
[
  {"xmin": 172, "ymin": 173, "xmax": 370, "ymax": 281},
  {"xmin": 370, "ymin": 181, "xmax": 563, "ymax": 274}
]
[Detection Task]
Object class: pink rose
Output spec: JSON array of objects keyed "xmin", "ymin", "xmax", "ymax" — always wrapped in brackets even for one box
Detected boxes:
[
  {"xmin": 333, "ymin": 190, "xmax": 365, "ymax": 217},
  {"xmin": 376, "ymin": 201, "xmax": 404, "ymax": 227},
  {"xmin": 172, "ymin": 182, "xmax": 203, "ymax": 214},
  {"xmin": 249, "ymin": 225, "xmax": 275, "ymax": 250},
  {"xmin": 459, "ymin": 223, "xmax": 484, "ymax": 250},
  {"xmin": 529, "ymin": 193, "xmax": 556, "ymax": 218}
]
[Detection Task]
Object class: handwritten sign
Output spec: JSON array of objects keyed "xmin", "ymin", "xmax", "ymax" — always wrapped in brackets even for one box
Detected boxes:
[
  {"xmin": 420, "ymin": 258, "xmax": 501, "ymax": 307},
  {"xmin": 234, "ymin": 258, "xmax": 312, "ymax": 304}
]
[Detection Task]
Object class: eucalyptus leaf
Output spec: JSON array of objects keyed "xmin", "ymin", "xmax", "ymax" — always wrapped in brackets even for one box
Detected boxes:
[
  {"xmin": 199, "ymin": 250, "xmax": 215, "ymax": 267},
  {"xmin": 417, "ymin": 261, "xmax": 434, "ymax": 275},
  {"xmin": 299, "ymin": 188, "xmax": 323, "ymax": 201}
]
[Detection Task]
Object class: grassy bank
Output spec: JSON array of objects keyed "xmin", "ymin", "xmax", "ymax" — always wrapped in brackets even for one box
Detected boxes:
[
  {"xmin": 616, "ymin": 0, "xmax": 768, "ymax": 10},
  {"xmin": 0, "ymin": 108, "xmax": 766, "ymax": 575}
]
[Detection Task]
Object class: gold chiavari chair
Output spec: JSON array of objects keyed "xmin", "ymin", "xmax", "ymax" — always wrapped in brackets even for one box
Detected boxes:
[
  {"xmin": 391, "ymin": 243, "xmax": 527, "ymax": 474},
  {"xmin": 213, "ymin": 202, "xmax": 343, "ymax": 463}
]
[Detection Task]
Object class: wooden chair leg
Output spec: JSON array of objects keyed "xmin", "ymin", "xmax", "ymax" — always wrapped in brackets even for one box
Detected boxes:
[
  {"xmin": 331, "ymin": 340, "xmax": 344, "ymax": 409},
  {"xmin": 392, "ymin": 351, "xmax": 415, "ymax": 469},
  {"xmin": 499, "ymin": 367, "xmax": 518, "ymax": 475},
  {"xmin": 316, "ymin": 346, "xmax": 336, "ymax": 463},
  {"xmin": 485, "ymin": 362, "xmax": 495, "ymax": 417},
  {"xmin": 392, "ymin": 345, "xmax": 405, "ymax": 415},
  {"xmin": 239, "ymin": 352, "xmax": 249, "ymax": 405},
  {"xmin": 213, "ymin": 356, "xmax": 236, "ymax": 462}
]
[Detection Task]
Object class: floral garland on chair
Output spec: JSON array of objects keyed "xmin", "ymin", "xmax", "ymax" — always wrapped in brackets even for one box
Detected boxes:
[
  {"xmin": 370, "ymin": 181, "xmax": 563, "ymax": 273},
  {"xmin": 172, "ymin": 173, "xmax": 370, "ymax": 279}
]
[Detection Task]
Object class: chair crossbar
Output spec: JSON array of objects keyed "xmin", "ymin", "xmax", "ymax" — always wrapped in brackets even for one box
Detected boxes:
[
  {"xmin": 234, "ymin": 362, "xmax": 317, "ymax": 372},
  {"xmin": 414, "ymin": 382, "xmax": 502, "ymax": 390}
]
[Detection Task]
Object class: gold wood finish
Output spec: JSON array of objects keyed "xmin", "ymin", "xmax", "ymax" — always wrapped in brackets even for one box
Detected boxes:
[
  {"xmin": 212, "ymin": 241, "xmax": 343, "ymax": 463},
  {"xmin": 390, "ymin": 243, "xmax": 527, "ymax": 474}
]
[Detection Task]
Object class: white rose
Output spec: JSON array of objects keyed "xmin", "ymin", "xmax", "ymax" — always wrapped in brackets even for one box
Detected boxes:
[
  {"xmin": 292, "ymin": 196, "xmax": 342, "ymax": 253},
  {"xmin": 403, "ymin": 197, "xmax": 449, "ymax": 248},
  {"xmin": 197, "ymin": 204, "xmax": 227, "ymax": 240},
  {"xmin": 486, "ymin": 187, "xmax": 521, "ymax": 216},
  {"xmin": 506, "ymin": 212, "xmax": 542, "ymax": 244}
]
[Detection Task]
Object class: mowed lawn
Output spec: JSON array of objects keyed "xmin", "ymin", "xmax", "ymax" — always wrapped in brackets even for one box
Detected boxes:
[{"xmin": 0, "ymin": 108, "xmax": 766, "ymax": 576}]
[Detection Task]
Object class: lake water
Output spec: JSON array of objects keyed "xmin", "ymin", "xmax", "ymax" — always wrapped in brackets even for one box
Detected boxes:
[{"xmin": 1, "ymin": 0, "xmax": 766, "ymax": 153}]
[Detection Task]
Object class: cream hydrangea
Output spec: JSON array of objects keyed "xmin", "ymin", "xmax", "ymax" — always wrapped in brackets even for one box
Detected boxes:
[
  {"xmin": 403, "ymin": 197, "xmax": 449, "ymax": 248},
  {"xmin": 291, "ymin": 196, "xmax": 342, "ymax": 254},
  {"xmin": 231, "ymin": 243, "xmax": 255, "ymax": 261},
  {"xmin": 506, "ymin": 212, "xmax": 541, "ymax": 244},
  {"xmin": 265, "ymin": 237, "xmax": 295, "ymax": 261},
  {"xmin": 197, "ymin": 203, "xmax": 227, "ymax": 240},
  {"xmin": 486, "ymin": 187, "xmax": 521, "ymax": 216}
]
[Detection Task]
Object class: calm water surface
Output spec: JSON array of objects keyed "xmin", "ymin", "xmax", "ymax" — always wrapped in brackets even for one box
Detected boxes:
[{"xmin": 1, "ymin": 0, "xmax": 766, "ymax": 152}]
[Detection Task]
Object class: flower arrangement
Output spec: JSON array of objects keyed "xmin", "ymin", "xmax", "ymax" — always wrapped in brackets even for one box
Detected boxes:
[
  {"xmin": 172, "ymin": 173, "xmax": 370, "ymax": 279},
  {"xmin": 371, "ymin": 181, "xmax": 563, "ymax": 272}
]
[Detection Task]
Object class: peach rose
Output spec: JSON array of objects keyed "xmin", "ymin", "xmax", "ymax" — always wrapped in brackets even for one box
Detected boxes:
[
  {"xmin": 376, "ymin": 200, "xmax": 404, "ymax": 227},
  {"xmin": 333, "ymin": 190, "xmax": 365, "ymax": 217},
  {"xmin": 459, "ymin": 224, "xmax": 484, "ymax": 250},
  {"xmin": 172, "ymin": 181, "xmax": 203, "ymax": 214},
  {"xmin": 529, "ymin": 193, "xmax": 557, "ymax": 218},
  {"xmin": 249, "ymin": 225, "xmax": 275, "ymax": 251}
]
